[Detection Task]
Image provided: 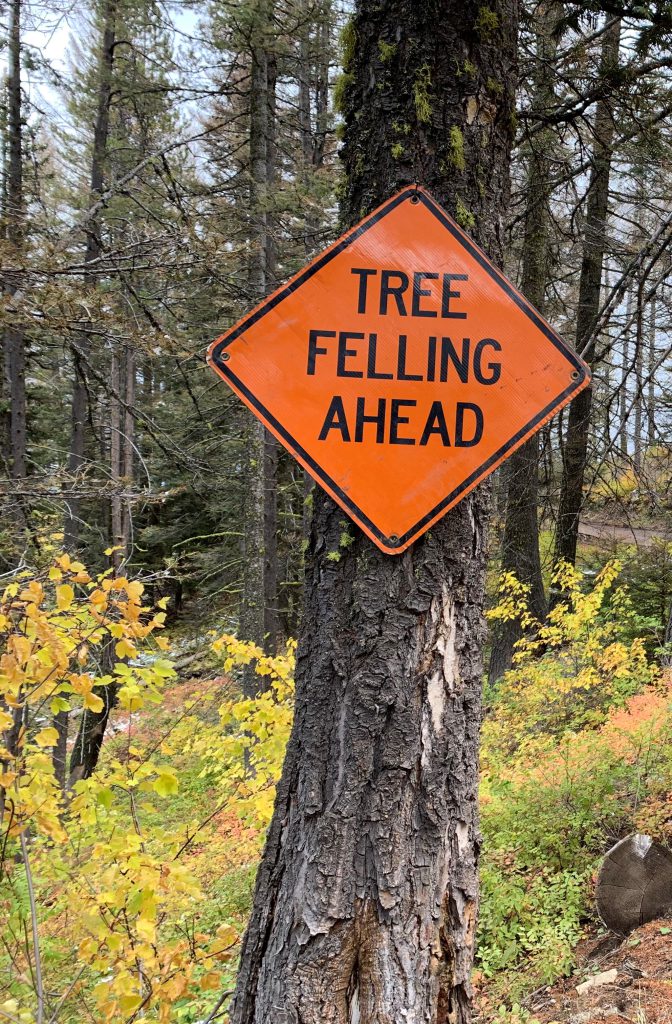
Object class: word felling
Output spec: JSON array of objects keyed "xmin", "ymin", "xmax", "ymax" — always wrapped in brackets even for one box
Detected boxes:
[{"xmin": 207, "ymin": 186, "xmax": 590, "ymax": 555}]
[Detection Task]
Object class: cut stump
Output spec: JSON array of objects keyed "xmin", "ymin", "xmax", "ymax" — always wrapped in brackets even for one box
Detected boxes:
[{"xmin": 596, "ymin": 834, "xmax": 672, "ymax": 934}]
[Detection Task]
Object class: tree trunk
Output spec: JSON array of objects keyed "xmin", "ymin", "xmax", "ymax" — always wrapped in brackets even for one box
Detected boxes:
[
  {"xmin": 52, "ymin": 707, "xmax": 69, "ymax": 792},
  {"xmin": 297, "ymin": 1, "xmax": 332, "ymax": 561},
  {"xmin": 646, "ymin": 294, "xmax": 656, "ymax": 445},
  {"xmin": 553, "ymin": 18, "xmax": 621, "ymax": 578},
  {"xmin": 64, "ymin": 0, "xmax": 117, "ymax": 550},
  {"xmin": 633, "ymin": 277, "xmax": 644, "ymax": 474},
  {"xmin": 110, "ymin": 346, "xmax": 124, "ymax": 570},
  {"xmin": 313, "ymin": 10, "xmax": 330, "ymax": 170},
  {"xmin": 488, "ymin": 0, "xmax": 558, "ymax": 683},
  {"xmin": 68, "ymin": 682, "xmax": 119, "ymax": 789},
  {"xmin": 63, "ymin": 0, "xmax": 117, "ymax": 781},
  {"xmin": 263, "ymin": 46, "xmax": 279, "ymax": 652},
  {"xmin": 4, "ymin": 0, "xmax": 27, "ymax": 485},
  {"xmin": 122, "ymin": 344, "xmax": 135, "ymax": 555},
  {"xmin": 240, "ymin": 5, "xmax": 279, "ymax": 669},
  {"xmin": 229, "ymin": 1, "xmax": 518, "ymax": 1021},
  {"xmin": 619, "ymin": 283, "xmax": 633, "ymax": 457}
]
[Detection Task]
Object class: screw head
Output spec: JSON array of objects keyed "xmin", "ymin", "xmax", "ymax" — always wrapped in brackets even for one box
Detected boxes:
[{"xmin": 221, "ymin": 352, "xmax": 230, "ymax": 362}]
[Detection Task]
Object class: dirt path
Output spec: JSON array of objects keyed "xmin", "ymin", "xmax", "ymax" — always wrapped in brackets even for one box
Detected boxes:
[{"xmin": 579, "ymin": 519, "xmax": 672, "ymax": 548}]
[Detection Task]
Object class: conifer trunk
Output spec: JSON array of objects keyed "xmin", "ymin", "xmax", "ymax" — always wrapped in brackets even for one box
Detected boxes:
[
  {"xmin": 63, "ymin": 0, "xmax": 118, "ymax": 788},
  {"xmin": 64, "ymin": 0, "xmax": 117, "ymax": 551},
  {"xmin": 553, "ymin": 18, "xmax": 621, "ymax": 575},
  {"xmin": 240, "ymin": 2, "xmax": 279, "ymax": 672},
  {"xmin": 229, "ymin": 2, "xmax": 518, "ymax": 1021},
  {"xmin": 110, "ymin": 346, "xmax": 124, "ymax": 569},
  {"xmin": 633, "ymin": 278, "xmax": 644, "ymax": 473},
  {"xmin": 489, "ymin": 0, "xmax": 558, "ymax": 682},
  {"xmin": 619, "ymin": 283, "xmax": 633, "ymax": 457},
  {"xmin": 4, "ymin": 0, "xmax": 26, "ymax": 485},
  {"xmin": 646, "ymin": 295, "xmax": 656, "ymax": 445}
]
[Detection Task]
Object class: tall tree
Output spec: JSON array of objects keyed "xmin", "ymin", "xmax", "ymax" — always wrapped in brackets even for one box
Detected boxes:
[
  {"xmin": 66, "ymin": 0, "xmax": 180, "ymax": 784},
  {"xmin": 228, "ymin": 1, "xmax": 518, "ymax": 1021},
  {"xmin": 489, "ymin": 0, "xmax": 560, "ymax": 682},
  {"xmin": 54, "ymin": 0, "xmax": 118, "ymax": 791},
  {"xmin": 553, "ymin": 17, "xmax": 621, "ymax": 575},
  {"xmin": 239, "ymin": 0, "xmax": 280, "ymax": 672},
  {"xmin": 63, "ymin": 0, "xmax": 117, "ymax": 552},
  {"xmin": 4, "ymin": 0, "xmax": 27, "ymax": 488}
]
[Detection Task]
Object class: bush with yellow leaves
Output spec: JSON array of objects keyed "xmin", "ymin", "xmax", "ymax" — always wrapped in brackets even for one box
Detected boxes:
[{"xmin": 0, "ymin": 556, "xmax": 295, "ymax": 1024}]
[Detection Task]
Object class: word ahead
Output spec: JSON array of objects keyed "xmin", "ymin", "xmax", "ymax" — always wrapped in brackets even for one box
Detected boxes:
[{"xmin": 208, "ymin": 186, "xmax": 590, "ymax": 555}]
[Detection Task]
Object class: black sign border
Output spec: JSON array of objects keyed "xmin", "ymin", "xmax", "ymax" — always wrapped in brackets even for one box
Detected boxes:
[{"xmin": 209, "ymin": 186, "xmax": 590, "ymax": 551}]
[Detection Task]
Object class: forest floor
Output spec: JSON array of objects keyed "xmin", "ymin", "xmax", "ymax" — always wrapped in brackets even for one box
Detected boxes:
[{"xmin": 483, "ymin": 920, "xmax": 672, "ymax": 1024}]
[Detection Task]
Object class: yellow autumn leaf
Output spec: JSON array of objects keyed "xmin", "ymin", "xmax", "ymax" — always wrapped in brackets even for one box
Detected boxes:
[
  {"xmin": 162, "ymin": 975, "xmax": 188, "ymax": 1001},
  {"xmin": 56, "ymin": 584, "xmax": 74, "ymax": 610},
  {"xmin": 200, "ymin": 971, "xmax": 222, "ymax": 991},
  {"xmin": 115, "ymin": 637, "xmax": 137, "ymax": 659},
  {"xmin": 126, "ymin": 580, "xmax": 144, "ymax": 602},
  {"xmin": 34, "ymin": 727, "xmax": 60, "ymax": 748},
  {"xmin": 0, "ymin": 710, "xmax": 14, "ymax": 732},
  {"xmin": 83, "ymin": 691, "xmax": 104, "ymax": 713},
  {"xmin": 136, "ymin": 917, "xmax": 156, "ymax": 942},
  {"xmin": 119, "ymin": 994, "xmax": 144, "ymax": 1015}
]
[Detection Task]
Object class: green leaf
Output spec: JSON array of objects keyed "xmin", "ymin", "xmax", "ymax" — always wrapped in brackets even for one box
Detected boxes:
[
  {"xmin": 152, "ymin": 769, "xmax": 179, "ymax": 797},
  {"xmin": 96, "ymin": 787, "xmax": 114, "ymax": 810}
]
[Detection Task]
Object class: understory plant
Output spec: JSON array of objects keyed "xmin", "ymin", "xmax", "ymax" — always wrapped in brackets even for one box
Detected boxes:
[
  {"xmin": 0, "ymin": 557, "xmax": 295, "ymax": 1024},
  {"xmin": 477, "ymin": 561, "xmax": 672, "ymax": 1004}
]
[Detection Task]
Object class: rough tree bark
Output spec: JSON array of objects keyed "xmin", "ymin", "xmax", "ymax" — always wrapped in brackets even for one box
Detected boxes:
[
  {"xmin": 228, "ymin": 2, "xmax": 518, "ymax": 1022},
  {"xmin": 553, "ymin": 18, "xmax": 621, "ymax": 577},
  {"xmin": 68, "ymin": 669, "xmax": 118, "ymax": 788},
  {"xmin": 488, "ymin": 0, "xmax": 559, "ymax": 683}
]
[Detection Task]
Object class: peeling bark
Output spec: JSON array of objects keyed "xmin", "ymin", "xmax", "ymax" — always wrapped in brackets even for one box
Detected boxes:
[{"xmin": 229, "ymin": 1, "xmax": 518, "ymax": 1022}]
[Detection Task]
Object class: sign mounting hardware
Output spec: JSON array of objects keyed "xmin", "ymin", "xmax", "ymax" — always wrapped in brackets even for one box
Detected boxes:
[{"xmin": 208, "ymin": 186, "xmax": 590, "ymax": 555}]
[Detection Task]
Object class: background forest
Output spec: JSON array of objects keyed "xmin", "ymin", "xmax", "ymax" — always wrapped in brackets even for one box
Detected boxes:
[{"xmin": 3, "ymin": 0, "xmax": 672, "ymax": 1021}]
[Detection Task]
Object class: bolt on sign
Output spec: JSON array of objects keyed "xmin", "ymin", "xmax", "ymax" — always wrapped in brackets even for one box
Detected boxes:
[{"xmin": 208, "ymin": 186, "xmax": 590, "ymax": 555}]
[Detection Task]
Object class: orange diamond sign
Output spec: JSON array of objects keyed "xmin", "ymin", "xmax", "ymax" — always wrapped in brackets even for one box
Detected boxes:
[{"xmin": 207, "ymin": 186, "xmax": 590, "ymax": 555}]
